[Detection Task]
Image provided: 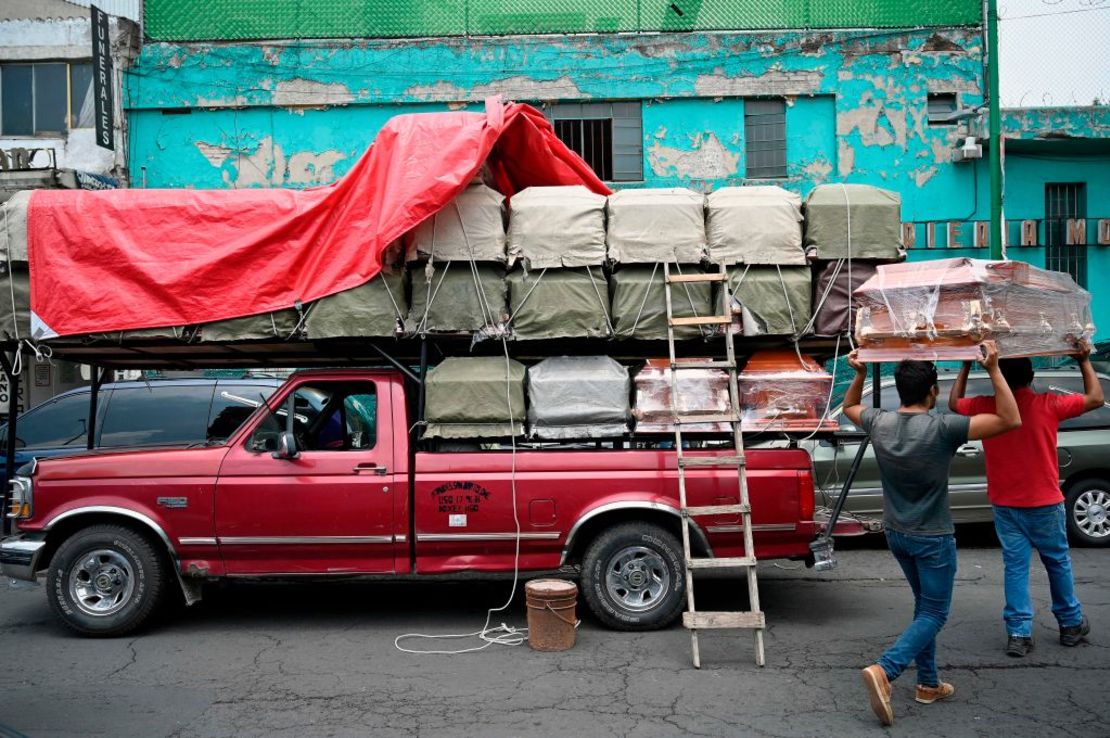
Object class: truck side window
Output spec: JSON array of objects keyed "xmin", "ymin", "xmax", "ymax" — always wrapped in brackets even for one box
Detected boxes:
[
  {"xmin": 3, "ymin": 393, "xmax": 94, "ymax": 449},
  {"xmin": 248, "ymin": 382, "xmax": 377, "ymax": 453}
]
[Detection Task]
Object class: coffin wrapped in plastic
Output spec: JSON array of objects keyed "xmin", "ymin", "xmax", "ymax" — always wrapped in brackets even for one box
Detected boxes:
[
  {"xmin": 606, "ymin": 188, "xmax": 706, "ymax": 264},
  {"xmin": 404, "ymin": 183, "xmax": 507, "ymax": 263},
  {"xmin": 633, "ymin": 359, "xmax": 731, "ymax": 433},
  {"xmin": 527, "ymin": 356, "xmax": 631, "ymax": 439},
  {"xmin": 725, "ymin": 266, "xmax": 812, "ymax": 337},
  {"xmin": 507, "ymin": 267, "xmax": 612, "ymax": 340},
  {"xmin": 811, "ymin": 259, "xmax": 882, "ymax": 336},
  {"xmin": 406, "ymin": 261, "xmax": 507, "ymax": 336},
  {"xmin": 610, "ymin": 265, "xmax": 714, "ymax": 340},
  {"xmin": 738, "ymin": 350, "xmax": 837, "ymax": 433},
  {"xmin": 803, "ymin": 184, "xmax": 904, "ymax": 261},
  {"xmin": 305, "ymin": 269, "xmax": 408, "ymax": 339},
  {"xmin": 854, "ymin": 258, "xmax": 1095, "ymax": 361},
  {"xmin": 424, "ymin": 357, "xmax": 526, "ymax": 438},
  {"xmin": 508, "ymin": 186, "xmax": 606, "ymax": 269},
  {"xmin": 706, "ymin": 186, "xmax": 805, "ymax": 265}
]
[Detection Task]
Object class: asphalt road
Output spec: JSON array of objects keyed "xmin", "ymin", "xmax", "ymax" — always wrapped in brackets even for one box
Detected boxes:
[{"xmin": 0, "ymin": 528, "xmax": 1106, "ymax": 738}]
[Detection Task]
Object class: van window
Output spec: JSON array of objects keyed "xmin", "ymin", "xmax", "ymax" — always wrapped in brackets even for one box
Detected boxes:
[
  {"xmin": 249, "ymin": 382, "xmax": 377, "ymax": 453},
  {"xmin": 5, "ymin": 393, "xmax": 95, "ymax": 449},
  {"xmin": 1045, "ymin": 377, "xmax": 1110, "ymax": 430},
  {"xmin": 99, "ymin": 385, "xmax": 215, "ymax": 448}
]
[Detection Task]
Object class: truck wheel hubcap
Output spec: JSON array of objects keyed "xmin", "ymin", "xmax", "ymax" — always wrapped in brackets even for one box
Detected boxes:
[
  {"xmin": 605, "ymin": 545, "xmax": 669, "ymax": 612},
  {"xmin": 69, "ymin": 549, "xmax": 135, "ymax": 617},
  {"xmin": 1074, "ymin": 490, "xmax": 1110, "ymax": 538}
]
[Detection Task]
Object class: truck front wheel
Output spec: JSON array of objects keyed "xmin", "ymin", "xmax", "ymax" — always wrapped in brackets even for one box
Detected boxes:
[
  {"xmin": 47, "ymin": 524, "xmax": 166, "ymax": 637},
  {"xmin": 581, "ymin": 522, "xmax": 685, "ymax": 630}
]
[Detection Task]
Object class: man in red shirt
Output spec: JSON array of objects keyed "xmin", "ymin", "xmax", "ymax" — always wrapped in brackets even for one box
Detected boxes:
[{"xmin": 949, "ymin": 342, "xmax": 1104, "ymax": 656}]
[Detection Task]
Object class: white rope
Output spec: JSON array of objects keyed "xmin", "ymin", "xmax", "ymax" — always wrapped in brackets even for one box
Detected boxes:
[
  {"xmin": 624, "ymin": 262, "xmax": 659, "ymax": 337},
  {"xmin": 505, "ymin": 267, "xmax": 548, "ymax": 323},
  {"xmin": 585, "ymin": 265, "xmax": 614, "ymax": 336},
  {"xmin": 394, "ymin": 336, "xmax": 530, "ymax": 654}
]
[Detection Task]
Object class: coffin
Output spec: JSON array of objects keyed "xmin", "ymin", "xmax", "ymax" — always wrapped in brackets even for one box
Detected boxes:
[
  {"xmin": 737, "ymin": 350, "xmax": 837, "ymax": 432},
  {"xmin": 632, "ymin": 359, "xmax": 731, "ymax": 433},
  {"xmin": 854, "ymin": 258, "xmax": 1094, "ymax": 361}
]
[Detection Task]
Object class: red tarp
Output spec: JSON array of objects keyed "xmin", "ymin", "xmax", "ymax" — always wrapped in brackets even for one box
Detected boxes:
[{"xmin": 27, "ymin": 98, "xmax": 611, "ymax": 338}]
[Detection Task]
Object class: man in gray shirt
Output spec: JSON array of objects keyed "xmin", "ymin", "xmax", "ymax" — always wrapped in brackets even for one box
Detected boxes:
[{"xmin": 845, "ymin": 342, "xmax": 1020, "ymax": 726}]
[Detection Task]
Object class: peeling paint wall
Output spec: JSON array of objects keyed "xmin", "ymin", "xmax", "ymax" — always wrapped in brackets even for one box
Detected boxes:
[{"xmin": 127, "ymin": 28, "xmax": 989, "ymax": 215}]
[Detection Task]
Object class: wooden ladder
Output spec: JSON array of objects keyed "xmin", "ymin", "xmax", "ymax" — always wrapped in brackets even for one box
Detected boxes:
[{"xmin": 663, "ymin": 263, "xmax": 766, "ymax": 669}]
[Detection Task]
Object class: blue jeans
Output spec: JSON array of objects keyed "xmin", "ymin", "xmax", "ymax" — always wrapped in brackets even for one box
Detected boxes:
[
  {"xmin": 878, "ymin": 530, "xmax": 957, "ymax": 687},
  {"xmin": 993, "ymin": 503, "xmax": 1083, "ymax": 637}
]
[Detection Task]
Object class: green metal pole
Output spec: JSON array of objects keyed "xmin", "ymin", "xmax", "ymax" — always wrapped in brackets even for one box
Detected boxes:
[{"xmin": 987, "ymin": 0, "xmax": 1004, "ymax": 259}]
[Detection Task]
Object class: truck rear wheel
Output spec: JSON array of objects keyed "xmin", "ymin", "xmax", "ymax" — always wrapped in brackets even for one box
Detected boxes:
[
  {"xmin": 47, "ymin": 524, "xmax": 166, "ymax": 637},
  {"xmin": 581, "ymin": 522, "xmax": 685, "ymax": 631}
]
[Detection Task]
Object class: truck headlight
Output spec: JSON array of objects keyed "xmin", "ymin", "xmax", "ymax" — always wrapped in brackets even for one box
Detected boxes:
[{"xmin": 7, "ymin": 475, "xmax": 32, "ymax": 520}]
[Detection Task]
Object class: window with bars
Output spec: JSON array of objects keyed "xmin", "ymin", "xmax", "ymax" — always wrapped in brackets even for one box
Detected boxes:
[
  {"xmin": 0, "ymin": 62, "xmax": 94, "ymax": 136},
  {"xmin": 1045, "ymin": 182, "xmax": 1088, "ymax": 287},
  {"xmin": 547, "ymin": 102, "xmax": 642, "ymax": 182},
  {"xmin": 744, "ymin": 99, "xmax": 787, "ymax": 179}
]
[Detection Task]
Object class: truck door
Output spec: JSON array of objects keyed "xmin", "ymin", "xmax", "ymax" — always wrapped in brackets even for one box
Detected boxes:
[{"xmin": 214, "ymin": 378, "xmax": 396, "ymax": 575}]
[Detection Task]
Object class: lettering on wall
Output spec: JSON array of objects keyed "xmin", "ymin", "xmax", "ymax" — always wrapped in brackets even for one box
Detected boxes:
[{"xmin": 904, "ymin": 219, "xmax": 1109, "ymax": 248}]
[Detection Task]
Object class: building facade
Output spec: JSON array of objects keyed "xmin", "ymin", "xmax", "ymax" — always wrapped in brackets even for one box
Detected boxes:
[{"xmin": 125, "ymin": 1, "xmax": 1108, "ymax": 338}]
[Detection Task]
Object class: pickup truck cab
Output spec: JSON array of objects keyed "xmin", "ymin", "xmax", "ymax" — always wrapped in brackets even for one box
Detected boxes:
[{"xmin": 1, "ymin": 369, "xmax": 845, "ymax": 636}]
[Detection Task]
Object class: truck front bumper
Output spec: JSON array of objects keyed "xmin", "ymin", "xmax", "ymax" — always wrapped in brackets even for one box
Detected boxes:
[{"xmin": 0, "ymin": 534, "xmax": 47, "ymax": 581}]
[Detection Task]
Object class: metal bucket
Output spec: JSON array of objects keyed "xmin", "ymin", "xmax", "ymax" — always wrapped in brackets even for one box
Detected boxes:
[{"xmin": 525, "ymin": 578, "xmax": 578, "ymax": 652}]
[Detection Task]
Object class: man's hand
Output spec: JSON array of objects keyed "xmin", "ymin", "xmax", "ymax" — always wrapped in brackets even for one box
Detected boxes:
[
  {"xmin": 1071, "ymin": 339, "xmax": 1092, "ymax": 363},
  {"xmin": 847, "ymin": 349, "xmax": 866, "ymax": 373},
  {"xmin": 977, "ymin": 340, "xmax": 1000, "ymax": 372}
]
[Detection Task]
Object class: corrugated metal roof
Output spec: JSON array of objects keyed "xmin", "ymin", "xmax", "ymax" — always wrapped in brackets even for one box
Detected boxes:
[{"xmin": 60, "ymin": 0, "xmax": 142, "ymax": 24}]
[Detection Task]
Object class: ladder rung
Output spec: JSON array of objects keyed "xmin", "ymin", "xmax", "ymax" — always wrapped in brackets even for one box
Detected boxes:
[
  {"xmin": 666, "ymin": 272, "xmax": 726, "ymax": 284},
  {"xmin": 674, "ymin": 413, "xmax": 739, "ymax": 425},
  {"xmin": 669, "ymin": 315, "xmax": 732, "ymax": 327},
  {"xmin": 683, "ymin": 611, "xmax": 766, "ymax": 629},
  {"xmin": 684, "ymin": 504, "xmax": 749, "ymax": 516},
  {"xmin": 671, "ymin": 360, "xmax": 735, "ymax": 370},
  {"xmin": 678, "ymin": 455, "xmax": 746, "ymax": 468},
  {"xmin": 687, "ymin": 556, "xmax": 757, "ymax": 569}
]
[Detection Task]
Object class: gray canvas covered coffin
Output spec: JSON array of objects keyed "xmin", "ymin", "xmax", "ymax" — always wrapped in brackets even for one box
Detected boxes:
[
  {"xmin": 201, "ymin": 309, "xmax": 301, "ymax": 342},
  {"xmin": 424, "ymin": 356, "xmax": 526, "ymax": 438},
  {"xmin": 508, "ymin": 186, "xmax": 606, "ymax": 269},
  {"xmin": 404, "ymin": 183, "xmax": 507, "ymax": 263},
  {"xmin": 507, "ymin": 267, "xmax": 612, "ymax": 340},
  {"xmin": 706, "ymin": 186, "xmax": 805, "ymax": 265},
  {"xmin": 305, "ymin": 269, "xmax": 407, "ymax": 339},
  {"xmin": 811, "ymin": 259, "xmax": 881, "ymax": 336},
  {"xmin": 610, "ymin": 264, "xmax": 714, "ymax": 340},
  {"xmin": 527, "ymin": 356, "xmax": 631, "ymax": 439},
  {"xmin": 606, "ymin": 188, "xmax": 706, "ymax": 264},
  {"xmin": 803, "ymin": 184, "xmax": 904, "ymax": 261},
  {"xmin": 0, "ymin": 192, "xmax": 30, "ymax": 342},
  {"xmin": 726, "ymin": 265, "xmax": 813, "ymax": 336},
  {"xmin": 406, "ymin": 261, "xmax": 507, "ymax": 335}
]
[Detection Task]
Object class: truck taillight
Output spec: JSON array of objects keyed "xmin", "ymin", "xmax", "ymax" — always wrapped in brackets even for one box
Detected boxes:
[
  {"xmin": 798, "ymin": 469, "xmax": 815, "ymax": 522},
  {"xmin": 7, "ymin": 476, "xmax": 32, "ymax": 520}
]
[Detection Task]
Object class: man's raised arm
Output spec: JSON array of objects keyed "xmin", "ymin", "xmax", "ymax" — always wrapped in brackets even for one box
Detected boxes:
[{"xmin": 967, "ymin": 341, "xmax": 1021, "ymax": 441}]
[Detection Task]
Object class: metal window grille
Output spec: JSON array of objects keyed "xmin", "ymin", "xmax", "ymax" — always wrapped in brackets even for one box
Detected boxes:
[
  {"xmin": 1044, "ymin": 182, "xmax": 1088, "ymax": 287},
  {"xmin": 927, "ymin": 92, "xmax": 957, "ymax": 125},
  {"xmin": 548, "ymin": 101, "xmax": 642, "ymax": 182},
  {"xmin": 745, "ymin": 99, "xmax": 787, "ymax": 179}
]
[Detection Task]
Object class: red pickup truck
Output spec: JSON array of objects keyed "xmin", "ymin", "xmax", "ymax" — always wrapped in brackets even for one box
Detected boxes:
[{"xmin": 1, "ymin": 368, "xmax": 842, "ymax": 636}]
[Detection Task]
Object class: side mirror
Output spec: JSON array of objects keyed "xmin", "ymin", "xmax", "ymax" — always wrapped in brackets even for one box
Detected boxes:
[{"xmin": 271, "ymin": 430, "xmax": 300, "ymax": 460}]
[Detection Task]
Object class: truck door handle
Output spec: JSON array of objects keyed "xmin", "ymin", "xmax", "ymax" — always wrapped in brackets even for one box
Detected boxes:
[
  {"xmin": 956, "ymin": 445, "xmax": 981, "ymax": 458},
  {"xmin": 353, "ymin": 463, "xmax": 388, "ymax": 476}
]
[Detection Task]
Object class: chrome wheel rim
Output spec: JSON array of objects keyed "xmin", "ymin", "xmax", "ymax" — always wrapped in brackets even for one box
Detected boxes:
[
  {"xmin": 604, "ymin": 545, "xmax": 670, "ymax": 612},
  {"xmin": 69, "ymin": 549, "xmax": 135, "ymax": 617},
  {"xmin": 1074, "ymin": 489, "xmax": 1110, "ymax": 539}
]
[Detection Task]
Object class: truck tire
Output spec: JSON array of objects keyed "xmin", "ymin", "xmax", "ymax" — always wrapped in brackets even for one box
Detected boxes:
[
  {"xmin": 581, "ymin": 522, "xmax": 685, "ymax": 631},
  {"xmin": 46, "ymin": 524, "xmax": 166, "ymax": 637},
  {"xmin": 1065, "ymin": 479, "xmax": 1110, "ymax": 548}
]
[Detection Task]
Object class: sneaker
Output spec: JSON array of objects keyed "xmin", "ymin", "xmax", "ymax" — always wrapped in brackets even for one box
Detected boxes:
[
  {"xmin": 861, "ymin": 664, "xmax": 894, "ymax": 726},
  {"xmin": 1006, "ymin": 635, "xmax": 1034, "ymax": 657},
  {"xmin": 1060, "ymin": 617, "xmax": 1090, "ymax": 647},
  {"xmin": 915, "ymin": 682, "xmax": 956, "ymax": 704}
]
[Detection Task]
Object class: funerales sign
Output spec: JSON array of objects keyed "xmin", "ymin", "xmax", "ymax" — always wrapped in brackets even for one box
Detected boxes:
[{"xmin": 91, "ymin": 5, "xmax": 114, "ymax": 151}]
